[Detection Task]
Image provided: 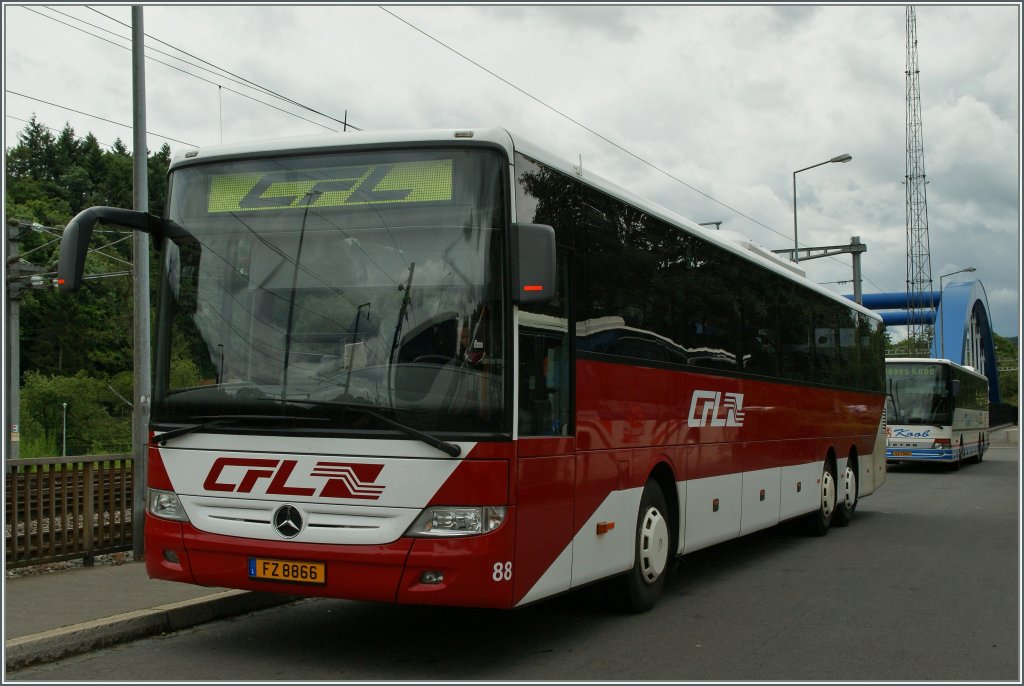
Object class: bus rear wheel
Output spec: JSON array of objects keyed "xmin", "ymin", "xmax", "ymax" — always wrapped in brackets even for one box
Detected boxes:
[
  {"xmin": 619, "ymin": 480, "xmax": 672, "ymax": 613},
  {"xmin": 833, "ymin": 459, "xmax": 858, "ymax": 527},
  {"xmin": 806, "ymin": 459, "xmax": 836, "ymax": 536}
]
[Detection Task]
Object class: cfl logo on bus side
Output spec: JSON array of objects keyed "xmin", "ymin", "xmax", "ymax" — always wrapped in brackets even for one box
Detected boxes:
[{"xmin": 688, "ymin": 390, "xmax": 746, "ymax": 428}]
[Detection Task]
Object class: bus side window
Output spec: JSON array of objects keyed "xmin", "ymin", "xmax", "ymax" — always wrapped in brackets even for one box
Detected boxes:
[{"xmin": 518, "ymin": 251, "xmax": 572, "ymax": 436}]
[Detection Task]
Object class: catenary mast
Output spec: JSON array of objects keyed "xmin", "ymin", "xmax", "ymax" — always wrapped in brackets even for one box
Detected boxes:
[{"xmin": 904, "ymin": 5, "xmax": 934, "ymax": 355}]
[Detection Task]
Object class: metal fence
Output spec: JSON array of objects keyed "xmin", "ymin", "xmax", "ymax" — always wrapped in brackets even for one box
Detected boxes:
[{"xmin": 4, "ymin": 454, "xmax": 134, "ymax": 568}]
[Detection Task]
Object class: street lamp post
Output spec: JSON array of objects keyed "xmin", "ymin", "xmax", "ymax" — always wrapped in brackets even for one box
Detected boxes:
[
  {"xmin": 792, "ymin": 153, "xmax": 853, "ymax": 262},
  {"xmin": 62, "ymin": 402, "xmax": 67, "ymax": 457},
  {"xmin": 938, "ymin": 267, "xmax": 977, "ymax": 360}
]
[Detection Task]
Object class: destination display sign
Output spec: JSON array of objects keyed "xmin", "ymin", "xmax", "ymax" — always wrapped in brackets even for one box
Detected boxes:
[
  {"xmin": 886, "ymin": 364, "xmax": 939, "ymax": 378},
  {"xmin": 207, "ymin": 159, "xmax": 454, "ymax": 213}
]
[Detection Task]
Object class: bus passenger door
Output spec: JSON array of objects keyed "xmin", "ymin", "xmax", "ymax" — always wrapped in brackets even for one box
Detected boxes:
[{"xmin": 513, "ymin": 253, "xmax": 575, "ymax": 607}]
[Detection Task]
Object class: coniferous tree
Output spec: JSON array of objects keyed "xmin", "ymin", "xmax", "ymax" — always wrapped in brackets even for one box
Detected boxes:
[{"xmin": 6, "ymin": 117, "xmax": 172, "ymax": 455}]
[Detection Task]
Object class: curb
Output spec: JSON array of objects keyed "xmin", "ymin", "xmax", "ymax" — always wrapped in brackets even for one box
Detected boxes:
[{"xmin": 4, "ymin": 590, "xmax": 298, "ymax": 672}]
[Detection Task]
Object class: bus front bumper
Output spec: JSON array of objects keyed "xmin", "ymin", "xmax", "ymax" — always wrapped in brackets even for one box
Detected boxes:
[
  {"xmin": 885, "ymin": 448, "xmax": 954, "ymax": 462},
  {"xmin": 144, "ymin": 512, "xmax": 518, "ymax": 608}
]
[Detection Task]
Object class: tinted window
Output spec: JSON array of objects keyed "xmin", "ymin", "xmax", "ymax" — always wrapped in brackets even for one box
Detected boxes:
[{"xmin": 515, "ymin": 152, "xmax": 884, "ymax": 392}]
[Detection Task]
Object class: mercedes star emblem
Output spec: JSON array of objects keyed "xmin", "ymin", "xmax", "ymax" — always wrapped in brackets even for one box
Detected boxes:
[{"xmin": 272, "ymin": 504, "xmax": 303, "ymax": 539}]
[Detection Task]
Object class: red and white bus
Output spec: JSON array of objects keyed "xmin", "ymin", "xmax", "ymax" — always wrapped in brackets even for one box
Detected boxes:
[{"xmin": 58, "ymin": 127, "xmax": 888, "ymax": 612}]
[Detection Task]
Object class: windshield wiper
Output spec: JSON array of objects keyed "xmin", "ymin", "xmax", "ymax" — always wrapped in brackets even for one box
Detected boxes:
[
  {"xmin": 155, "ymin": 414, "xmax": 330, "ymax": 446},
  {"xmin": 156, "ymin": 399, "xmax": 461, "ymax": 458},
  {"xmin": 290, "ymin": 398, "xmax": 461, "ymax": 457}
]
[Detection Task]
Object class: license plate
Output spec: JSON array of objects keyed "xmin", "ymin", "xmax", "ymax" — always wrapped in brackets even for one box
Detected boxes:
[
  {"xmin": 891, "ymin": 451, "xmax": 912, "ymax": 457},
  {"xmin": 248, "ymin": 557, "xmax": 326, "ymax": 585}
]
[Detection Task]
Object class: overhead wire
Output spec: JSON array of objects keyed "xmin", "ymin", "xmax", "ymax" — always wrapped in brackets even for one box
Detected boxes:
[
  {"xmin": 47, "ymin": 6, "xmax": 285, "ymax": 99},
  {"xmin": 84, "ymin": 5, "xmax": 362, "ymax": 132},
  {"xmin": 6, "ymin": 114, "xmax": 116, "ymax": 149},
  {"xmin": 6, "ymin": 90, "xmax": 198, "ymax": 147},
  {"xmin": 380, "ymin": 6, "xmax": 884, "ymax": 294},
  {"xmin": 23, "ymin": 6, "xmax": 351, "ymax": 136},
  {"xmin": 14, "ymin": 5, "xmax": 886, "ymax": 295},
  {"xmin": 379, "ymin": 7, "xmax": 776, "ymax": 237}
]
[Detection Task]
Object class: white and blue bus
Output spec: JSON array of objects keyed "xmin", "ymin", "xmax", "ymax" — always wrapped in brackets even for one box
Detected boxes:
[{"xmin": 885, "ymin": 358, "xmax": 989, "ymax": 469}]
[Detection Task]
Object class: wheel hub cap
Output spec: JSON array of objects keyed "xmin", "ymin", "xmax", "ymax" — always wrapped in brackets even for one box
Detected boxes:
[
  {"xmin": 639, "ymin": 507, "xmax": 669, "ymax": 583},
  {"xmin": 843, "ymin": 467, "xmax": 857, "ymax": 508},
  {"xmin": 821, "ymin": 471, "xmax": 836, "ymax": 518}
]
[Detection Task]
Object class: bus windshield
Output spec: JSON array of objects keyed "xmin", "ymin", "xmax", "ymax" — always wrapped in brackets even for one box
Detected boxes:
[
  {"xmin": 152, "ymin": 148, "xmax": 508, "ymax": 436},
  {"xmin": 885, "ymin": 362, "xmax": 951, "ymax": 426}
]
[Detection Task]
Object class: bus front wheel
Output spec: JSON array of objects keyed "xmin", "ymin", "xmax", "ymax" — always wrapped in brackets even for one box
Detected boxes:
[{"xmin": 619, "ymin": 480, "xmax": 672, "ymax": 613}]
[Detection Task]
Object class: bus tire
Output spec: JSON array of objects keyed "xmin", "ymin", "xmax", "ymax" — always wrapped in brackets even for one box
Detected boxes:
[
  {"xmin": 833, "ymin": 458, "xmax": 858, "ymax": 527},
  {"xmin": 619, "ymin": 480, "xmax": 672, "ymax": 613},
  {"xmin": 806, "ymin": 459, "xmax": 836, "ymax": 536}
]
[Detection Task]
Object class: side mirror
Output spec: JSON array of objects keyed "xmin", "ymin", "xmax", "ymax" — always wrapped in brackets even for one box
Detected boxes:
[
  {"xmin": 510, "ymin": 222, "xmax": 556, "ymax": 306},
  {"xmin": 58, "ymin": 207, "xmax": 161, "ymax": 291},
  {"xmin": 951, "ymin": 379, "xmax": 961, "ymax": 398}
]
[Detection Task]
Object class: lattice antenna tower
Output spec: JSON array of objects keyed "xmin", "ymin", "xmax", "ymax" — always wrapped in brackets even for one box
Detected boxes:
[{"xmin": 905, "ymin": 5, "xmax": 934, "ymax": 355}]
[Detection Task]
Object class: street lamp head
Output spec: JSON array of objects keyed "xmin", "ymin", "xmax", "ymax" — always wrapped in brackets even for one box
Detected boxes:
[
  {"xmin": 791, "ymin": 152, "xmax": 854, "ymax": 263},
  {"xmin": 941, "ymin": 266, "xmax": 977, "ymax": 280}
]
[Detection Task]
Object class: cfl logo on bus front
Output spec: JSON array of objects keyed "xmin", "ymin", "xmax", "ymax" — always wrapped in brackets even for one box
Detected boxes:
[
  {"xmin": 688, "ymin": 390, "xmax": 746, "ymax": 428},
  {"xmin": 202, "ymin": 457, "xmax": 385, "ymax": 500}
]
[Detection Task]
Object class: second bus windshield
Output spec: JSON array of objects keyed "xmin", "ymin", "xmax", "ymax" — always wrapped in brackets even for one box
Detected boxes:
[{"xmin": 886, "ymin": 363, "xmax": 951, "ymax": 426}]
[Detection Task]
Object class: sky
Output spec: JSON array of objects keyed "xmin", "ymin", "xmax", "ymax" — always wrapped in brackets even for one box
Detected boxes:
[{"xmin": 3, "ymin": 3, "xmax": 1021, "ymax": 340}]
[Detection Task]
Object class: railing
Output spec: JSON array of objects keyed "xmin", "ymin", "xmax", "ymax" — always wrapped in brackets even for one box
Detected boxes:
[{"xmin": 4, "ymin": 454, "xmax": 134, "ymax": 568}]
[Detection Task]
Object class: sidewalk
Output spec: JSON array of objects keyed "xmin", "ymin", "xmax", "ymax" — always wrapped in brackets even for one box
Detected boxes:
[
  {"xmin": 4, "ymin": 559, "xmax": 297, "ymax": 673},
  {"xmin": 990, "ymin": 424, "xmax": 1019, "ymax": 445}
]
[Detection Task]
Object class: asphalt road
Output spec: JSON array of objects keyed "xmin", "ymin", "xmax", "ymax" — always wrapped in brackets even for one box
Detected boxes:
[{"xmin": 11, "ymin": 445, "xmax": 1019, "ymax": 682}]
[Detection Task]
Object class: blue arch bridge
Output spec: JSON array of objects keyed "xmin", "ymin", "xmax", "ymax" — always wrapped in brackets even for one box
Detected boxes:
[{"xmin": 850, "ymin": 279, "xmax": 1000, "ymax": 403}]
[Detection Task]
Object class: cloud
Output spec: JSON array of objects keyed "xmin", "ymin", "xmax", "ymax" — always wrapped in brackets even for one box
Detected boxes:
[{"xmin": 4, "ymin": 4, "xmax": 1019, "ymax": 337}]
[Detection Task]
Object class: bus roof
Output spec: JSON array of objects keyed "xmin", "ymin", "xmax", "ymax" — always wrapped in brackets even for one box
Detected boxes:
[
  {"xmin": 169, "ymin": 126, "xmax": 882, "ymax": 324},
  {"xmin": 168, "ymin": 127, "xmax": 518, "ymax": 169}
]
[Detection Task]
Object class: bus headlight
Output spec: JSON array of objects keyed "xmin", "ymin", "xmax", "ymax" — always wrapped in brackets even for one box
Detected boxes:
[
  {"xmin": 147, "ymin": 488, "xmax": 190, "ymax": 522},
  {"xmin": 406, "ymin": 506, "xmax": 506, "ymax": 537}
]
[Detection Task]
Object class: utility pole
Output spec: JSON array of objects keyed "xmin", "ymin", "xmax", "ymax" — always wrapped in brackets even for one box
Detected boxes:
[
  {"xmin": 772, "ymin": 236, "xmax": 867, "ymax": 305},
  {"xmin": 132, "ymin": 5, "xmax": 151, "ymax": 558},
  {"xmin": 6, "ymin": 220, "xmax": 65, "ymax": 466},
  {"xmin": 5, "ymin": 223, "xmax": 21, "ymax": 463}
]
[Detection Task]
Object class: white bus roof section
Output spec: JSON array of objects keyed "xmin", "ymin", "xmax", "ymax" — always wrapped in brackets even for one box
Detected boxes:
[
  {"xmin": 168, "ymin": 127, "xmax": 516, "ymax": 168},
  {"xmin": 885, "ymin": 357, "xmax": 987, "ymax": 378},
  {"xmin": 887, "ymin": 357, "xmax": 955, "ymax": 365},
  {"xmin": 169, "ymin": 126, "xmax": 880, "ymax": 323}
]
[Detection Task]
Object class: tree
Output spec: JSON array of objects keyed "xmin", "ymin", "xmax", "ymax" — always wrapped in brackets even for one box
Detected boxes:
[
  {"xmin": 6, "ymin": 118, "xmax": 173, "ymax": 455},
  {"xmin": 887, "ymin": 333, "xmax": 933, "ymax": 358},
  {"xmin": 20, "ymin": 371, "xmax": 132, "ymax": 456},
  {"xmin": 5, "ymin": 116, "xmax": 56, "ymax": 182},
  {"xmin": 148, "ymin": 142, "xmax": 171, "ymax": 216},
  {"xmin": 992, "ymin": 333, "xmax": 1019, "ymax": 407}
]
